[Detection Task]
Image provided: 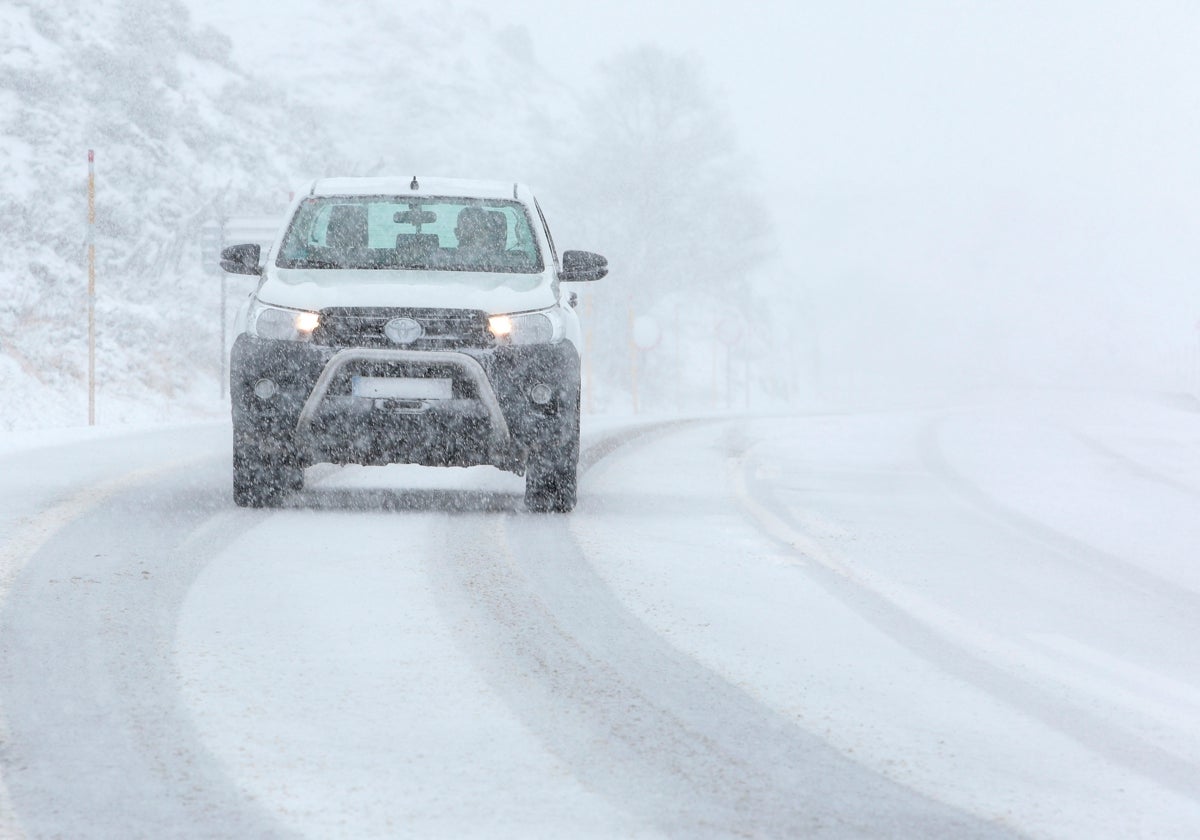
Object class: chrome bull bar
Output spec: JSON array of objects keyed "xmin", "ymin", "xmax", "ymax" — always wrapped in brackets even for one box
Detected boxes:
[{"xmin": 294, "ymin": 348, "xmax": 514, "ymax": 448}]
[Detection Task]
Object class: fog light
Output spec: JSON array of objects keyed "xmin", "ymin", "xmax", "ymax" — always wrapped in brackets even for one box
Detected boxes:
[
  {"xmin": 529, "ymin": 383, "xmax": 553, "ymax": 405},
  {"xmin": 253, "ymin": 378, "xmax": 278, "ymax": 399}
]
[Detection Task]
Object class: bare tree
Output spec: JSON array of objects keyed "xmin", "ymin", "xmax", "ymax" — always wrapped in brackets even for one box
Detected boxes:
[{"xmin": 556, "ymin": 46, "xmax": 773, "ymax": 411}]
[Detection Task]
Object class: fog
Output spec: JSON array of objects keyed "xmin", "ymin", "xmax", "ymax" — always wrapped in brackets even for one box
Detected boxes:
[
  {"xmin": 525, "ymin": 0, "xmax": 1200, "ymax": 396},
  {"xmin": 201, "ymin": 0, "xmax": 1200, "ymax": 401}
]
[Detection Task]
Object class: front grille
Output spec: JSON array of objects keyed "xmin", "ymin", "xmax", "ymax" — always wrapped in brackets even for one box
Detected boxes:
[{"xmin": 314, "ymin": 307, "xmax": 492, "ymax": 349}]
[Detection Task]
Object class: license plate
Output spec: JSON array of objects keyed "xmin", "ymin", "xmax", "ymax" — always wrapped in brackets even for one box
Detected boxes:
[{"xmin": 351, "ymin": 376, "xmax": 452, "ymax": 400}]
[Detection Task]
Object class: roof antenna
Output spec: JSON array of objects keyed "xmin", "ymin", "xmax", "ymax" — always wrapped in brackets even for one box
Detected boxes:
[{"xmin": 410, "ymin": 175, "xmax": 420, "ymax": 191}]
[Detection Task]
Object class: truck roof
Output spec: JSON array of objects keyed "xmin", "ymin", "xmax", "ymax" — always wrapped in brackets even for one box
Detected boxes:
[{"xmin": 309, "ymin": 176, "xmax": 530, "ymax": 201}]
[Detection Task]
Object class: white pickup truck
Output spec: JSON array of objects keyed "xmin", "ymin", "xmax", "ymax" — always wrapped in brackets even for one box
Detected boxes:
[{"xmin": 220, "ymin": 176, "xmax": 606, "ymax": 512}]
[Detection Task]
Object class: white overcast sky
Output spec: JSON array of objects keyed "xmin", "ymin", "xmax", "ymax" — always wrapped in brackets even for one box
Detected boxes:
[{"xmin": 516, "ymin": 1, "xmax": 1200, "ymax": 203}]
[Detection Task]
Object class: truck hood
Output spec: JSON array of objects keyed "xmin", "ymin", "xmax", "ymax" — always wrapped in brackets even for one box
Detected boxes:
[{"xmin": 257, "ymin": 267, "xmax": 556, "ymax": 314}]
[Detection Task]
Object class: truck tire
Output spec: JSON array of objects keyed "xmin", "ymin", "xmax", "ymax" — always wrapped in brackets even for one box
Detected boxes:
[
  {"xmin": 524, "ymin": 392, "xmax": 580, "ymax": 513},
  {"xmin": 232, "ymin": 435, "xmax": 303, "ymax": 508},
  {"xmin": 524, "ymin": 448, "xmax": 577, "ymax": 513}
]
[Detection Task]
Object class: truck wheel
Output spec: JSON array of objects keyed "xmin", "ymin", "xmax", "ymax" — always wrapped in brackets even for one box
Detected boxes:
[
  {"xmin": 524, "ymin": 392, "xmax": 580, "ymax": 513},
  {"xmin": 232, "ymin": 437, "xmax": 303, "ymax": 508},
  {"xmin": 524, "ymin": 449, "xmax": 577, "ymax": 513}
]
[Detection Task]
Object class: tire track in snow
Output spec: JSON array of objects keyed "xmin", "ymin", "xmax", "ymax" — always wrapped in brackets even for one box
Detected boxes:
[
  {"xmin": 427, "ymin": 420, "xmax": 1017, "ymax": 838},
  {"xmin": 0, "ymin": 453, "xmax": 217, "ymax": 840},
  {"xmin": 1069, "ymin": 429, "xmax": 1200, "ymax": 499},
  {"xmin": 0, "ymin": 456, "xmax": 305, "ymax": 840},
  {"xmin": 0, "ymin": 420, "xmax": 675, "ymax": 837},
  {"xmin": 729, "ymin": 423, "xmax": 1200, "ymax": 806},
  {"xmin": 919, "ymin": 418, "xmax": 1200, "ymax": 621}
]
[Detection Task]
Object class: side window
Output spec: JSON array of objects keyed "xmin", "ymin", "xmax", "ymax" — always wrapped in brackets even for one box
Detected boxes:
[
  {"xmin": 533, "ymin": 199, "xmax": 559, "ymax": 270},
  {"xmin": 277, "ymin": 199, "xmax": 327, "ymax": 260},
  {"xmin": 498, "ymin": 207, "xmax": 523, "ymax": 250},
  {"xmin": 308, "ymin": 204, "xmax": 333, "ymax": 245}
]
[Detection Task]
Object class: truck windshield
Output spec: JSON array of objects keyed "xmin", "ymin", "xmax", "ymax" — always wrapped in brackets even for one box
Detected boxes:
[{"xmin": 275, "ymin": 196, "xmax": 543, "ymax": 273}]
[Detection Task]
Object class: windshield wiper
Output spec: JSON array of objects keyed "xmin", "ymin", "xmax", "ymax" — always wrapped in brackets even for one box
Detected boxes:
[{"xmin": 284, "ymin": 258, "xmax": 343, "ymax": 269}]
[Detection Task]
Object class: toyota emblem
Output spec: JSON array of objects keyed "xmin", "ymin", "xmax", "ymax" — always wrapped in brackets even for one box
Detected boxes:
[{"xmin": 384, "ymin": 317, "xmax": 423, "ymax": 345}]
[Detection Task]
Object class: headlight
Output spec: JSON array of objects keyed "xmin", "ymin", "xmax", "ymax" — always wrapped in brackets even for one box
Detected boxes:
[
  {"xmin": 487, "ymin": 308, "xmax": 563, "ymax": 345},
  {"xmin": 249, "ymin": 300, "xmax": 320, "ymax": 341}
]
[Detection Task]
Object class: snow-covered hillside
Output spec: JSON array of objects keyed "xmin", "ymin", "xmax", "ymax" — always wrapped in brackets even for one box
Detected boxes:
[
  {"xmin": 0, "ymin": 0, "xmax": 336, "ymax": 428},
  {"xmin": 192, "ymin": 0, "xmax": 575, "ymax": 183}
]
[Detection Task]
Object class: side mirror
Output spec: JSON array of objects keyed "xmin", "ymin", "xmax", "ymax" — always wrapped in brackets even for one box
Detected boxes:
[
  {"xmin": 220, "ymin": 243, "xmax": 262, "ymax": 276},
  {"xmin": 558, "ymin": 250, "xmax": 608, "ymax": 282}
]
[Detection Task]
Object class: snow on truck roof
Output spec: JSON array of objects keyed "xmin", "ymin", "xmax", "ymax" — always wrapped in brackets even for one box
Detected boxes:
[{"xmin": 309, "ymin": 176, "xmax": 531, "ymax": 201}]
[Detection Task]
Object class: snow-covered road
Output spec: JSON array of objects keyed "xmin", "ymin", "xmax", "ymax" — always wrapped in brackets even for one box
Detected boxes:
[{"xmin": 1, "ymin": 391, "xmax": 1199, "ymax": 838}]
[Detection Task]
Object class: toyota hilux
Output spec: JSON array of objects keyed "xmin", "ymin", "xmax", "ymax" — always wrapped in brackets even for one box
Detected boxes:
[{"xmin": 220, "ymin": 176, "xmax": 606, "ymax": 512}]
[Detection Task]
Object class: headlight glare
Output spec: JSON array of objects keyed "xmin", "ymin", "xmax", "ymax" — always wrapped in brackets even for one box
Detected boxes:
[
  {"xmin": 251, "ymin": 301, "xmax": 320, "ymax": 341},
  {"xmin": 487, "ymin": 315, "xmax": 513, "ymax": 338},
  {"xmin": 488, "ymin": 308, "xmax": 562, "ymax": 345},
  {"xmin": 294, "ymin": 311, "xmax": 320, "ymax": 334}
]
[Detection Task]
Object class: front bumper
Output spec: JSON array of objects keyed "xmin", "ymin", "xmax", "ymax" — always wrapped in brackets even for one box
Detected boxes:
[{"xmin": 231, "ymin": 336, "xmax": 580, "ymax": 471}]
